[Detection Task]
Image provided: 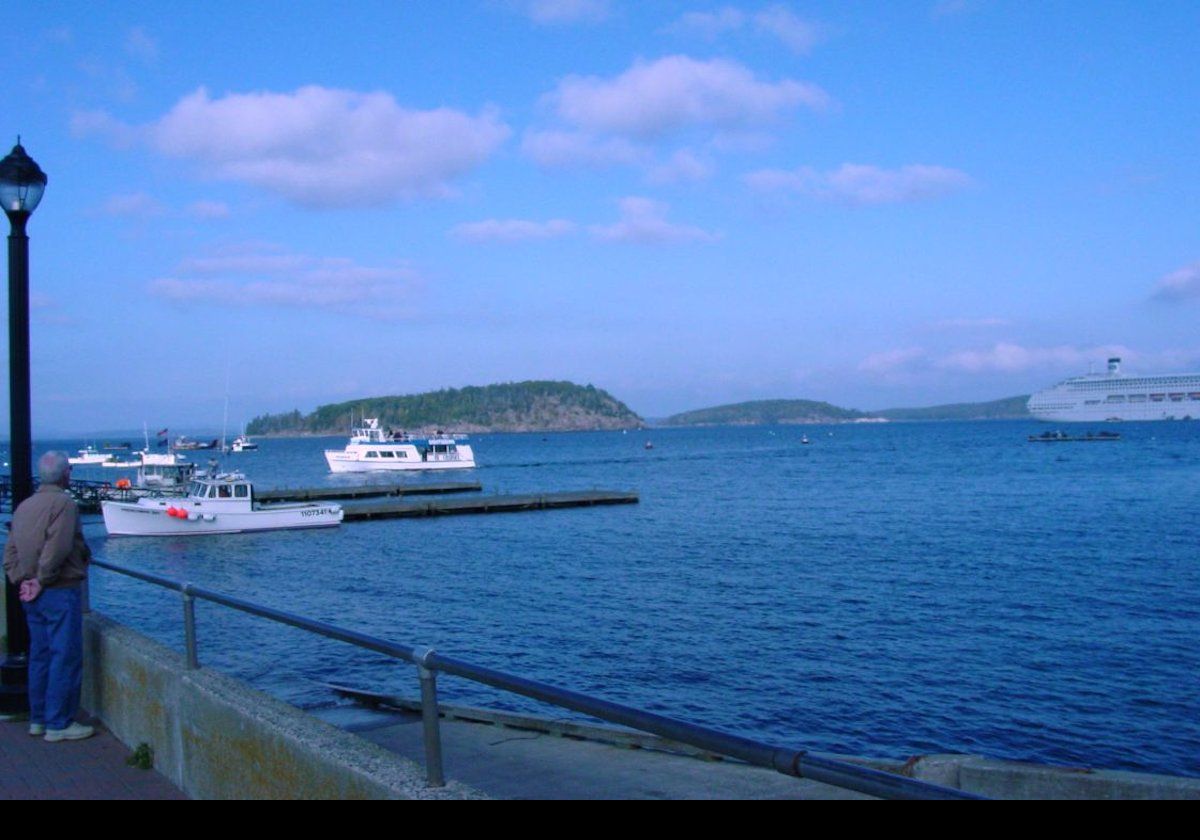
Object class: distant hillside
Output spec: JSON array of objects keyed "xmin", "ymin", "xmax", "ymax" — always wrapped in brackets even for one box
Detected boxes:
[
  {"xmin": 247, "ymin": 381, "xmax": 644, "ymax": 435},
  {"xmin": 664, "ymin": 399, "xmax": 869, "ymax": 426},
  {"xmin": 877, "ymin": 396, "xmax": 1031, "ymax": 421},
  {"xmin": 664, "ymin": 395, "xmax": 1031, "ymax": 426}
]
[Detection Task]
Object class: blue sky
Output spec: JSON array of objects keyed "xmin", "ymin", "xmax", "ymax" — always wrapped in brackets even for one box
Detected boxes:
[{"xmin": 4, "ymin": 1, "xmax": 1199, "ymax": 434}]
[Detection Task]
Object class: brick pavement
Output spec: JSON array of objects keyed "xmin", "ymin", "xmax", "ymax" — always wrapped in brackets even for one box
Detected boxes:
[{"xmin": 0, "ymin": 714, "xmax": 187, "ymax": 800}]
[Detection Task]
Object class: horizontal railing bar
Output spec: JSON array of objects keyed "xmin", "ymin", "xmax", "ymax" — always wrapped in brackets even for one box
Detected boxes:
[
  {"xmin": 89, "ymin": 558, "xmax": 981, "ymax": 800},
  {"xmin": 92, "ymin": 559, "xmax": 418, "ymax": 664},
  {"xmin": 91, "ymin": 559, "xmax": 184, "ymax": 593}
]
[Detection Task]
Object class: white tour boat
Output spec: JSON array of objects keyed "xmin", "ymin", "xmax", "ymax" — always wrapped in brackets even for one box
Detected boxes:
[
  {"xmin": 324, "ymin": 418, "xmax": 476, "ymax": 473},
  {"xmin": 102, "ymin": 472, "xmax": 344, "ymax": 536},
  {"xmin": 68, "ymin": 445, "xmax": 112, "ymax": 466},
  {"xmin": 102, "ymin": 448, "xmax": 189, "ymax": 469}
]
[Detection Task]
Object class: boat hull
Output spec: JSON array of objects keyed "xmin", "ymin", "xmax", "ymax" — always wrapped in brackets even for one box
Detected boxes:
[{"xmin": 102, "ymin": 500, "xmax": 343, "ymax": 536}]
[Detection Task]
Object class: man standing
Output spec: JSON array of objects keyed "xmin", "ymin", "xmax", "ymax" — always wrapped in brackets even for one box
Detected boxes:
[{"xmin": 3, "ymin": 451, "xmax": 93, "ymax": 741}]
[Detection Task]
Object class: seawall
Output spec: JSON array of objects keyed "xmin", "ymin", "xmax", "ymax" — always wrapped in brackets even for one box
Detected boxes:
[
  {"xmin": 78, "ymin": 613, "xmax": 1200, "ymax": 799},
  {"xmin": 81, "ymin": 613, "xmax": 483, "ymax": 800}
]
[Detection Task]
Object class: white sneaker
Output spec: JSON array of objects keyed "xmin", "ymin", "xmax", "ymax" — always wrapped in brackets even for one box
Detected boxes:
[
  {"xmin": 28, "ymin": 723, "xmax": 45, "ymax": 736},
  {"xmin": 44, "ymin": 722, "xmax": 95, "ymax": 742}
]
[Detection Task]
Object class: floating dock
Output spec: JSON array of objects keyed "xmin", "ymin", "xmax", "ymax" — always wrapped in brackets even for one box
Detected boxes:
[
  {"xmin": 255, "ymin": 481, "xmax": 482, "ymax": 503},
  {"xmin": 331, "ymin": 490, "xmax": 638, "ymax": 521},
  {"xmin": 29, "ymin": 477, "xmax": 637, "ymax": 519}
]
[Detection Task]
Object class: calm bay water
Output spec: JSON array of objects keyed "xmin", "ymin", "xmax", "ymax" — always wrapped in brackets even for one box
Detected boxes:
[{"xmin": 51, "ymin": 421, "xmax": 1200, "ymax": 777}]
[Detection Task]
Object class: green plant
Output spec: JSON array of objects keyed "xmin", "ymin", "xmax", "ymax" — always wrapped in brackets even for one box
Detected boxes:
[{"xmin": 127, "ymin": 742, "xmax": 154, "ymax": 770}]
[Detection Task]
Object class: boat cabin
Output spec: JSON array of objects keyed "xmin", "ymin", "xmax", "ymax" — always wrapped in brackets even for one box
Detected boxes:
[
  {"xmin": 184, "ymin": 474, "xmax": 255, "ymax": 508},
  {"xmin": 140, "ymin": 462, "xmax": 196, "ymax": 489}
]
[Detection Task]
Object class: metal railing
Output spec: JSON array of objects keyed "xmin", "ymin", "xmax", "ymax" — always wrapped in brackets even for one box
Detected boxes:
[{"xmin": 88, "ymin": 558, "xmax": 982, "ymax": 800}]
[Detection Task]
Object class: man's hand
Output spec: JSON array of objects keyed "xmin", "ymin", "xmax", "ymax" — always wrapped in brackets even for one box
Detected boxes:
[{"xmin": 19, "ymin": 579, "xmax": 42, "ymax": 602}]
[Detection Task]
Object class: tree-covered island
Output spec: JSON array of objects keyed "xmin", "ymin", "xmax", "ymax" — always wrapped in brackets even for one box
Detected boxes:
[{"xmin": 246, "ymin": 381, "xmax": 644, "ymax": 435}]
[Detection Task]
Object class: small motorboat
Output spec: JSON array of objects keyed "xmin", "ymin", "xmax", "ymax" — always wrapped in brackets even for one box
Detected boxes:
[{"xmin": 229, "ymin": 434, "xmax": 259, "ymax": 452}]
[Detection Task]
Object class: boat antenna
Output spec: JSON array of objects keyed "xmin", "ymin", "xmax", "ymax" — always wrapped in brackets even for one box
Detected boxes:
[{"xmin": 221, "ymin": 348, "xmax": 231, "ymax": 452}]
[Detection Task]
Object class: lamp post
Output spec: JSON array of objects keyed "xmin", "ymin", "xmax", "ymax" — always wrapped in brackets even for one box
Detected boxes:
[{"xmin": 0, "ymin": 138, "xmax": 47, "ymax": 714}]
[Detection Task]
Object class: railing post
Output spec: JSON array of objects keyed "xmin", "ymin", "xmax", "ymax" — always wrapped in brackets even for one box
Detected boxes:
[
  {"xmin": 182, "ymin": 584, "xmax": 199, "ymax": 670},
  {"xmin": 414, "ymin": 647, "xmax": 445, "ymax": 787}
]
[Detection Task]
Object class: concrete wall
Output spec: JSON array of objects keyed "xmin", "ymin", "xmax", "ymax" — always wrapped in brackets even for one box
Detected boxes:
[
  {"xmin": 82, "ymin": 613, "xmax": 483, "ymax": 800},
  {"xmin": 905, "ymin": 753, "xmax": 1200, "ymax": 800}
]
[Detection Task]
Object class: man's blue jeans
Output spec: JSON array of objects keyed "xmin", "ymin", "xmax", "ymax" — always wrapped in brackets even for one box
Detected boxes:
[{"xmin": 23, "ymin": 585, "xmax": 83, "ymax": 731}]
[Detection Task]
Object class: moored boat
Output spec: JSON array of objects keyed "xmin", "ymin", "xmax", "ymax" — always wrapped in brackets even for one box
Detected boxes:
[
  {"xmin": 68, "ymin": 445, "xmax": 112, "ymax": 466},
  {"xmin": 102, "ymin": 472, "xmax": 343, "ymax": 536},
  {"xmin": 229, "ymin": 434, "xmax": 259, "ymax": 452},
  {"xmin": 173, "ymin": 435, "xmax": 219, "ymax": 451}
]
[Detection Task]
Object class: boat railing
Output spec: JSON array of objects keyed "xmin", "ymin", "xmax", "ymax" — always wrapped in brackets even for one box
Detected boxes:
[{"xmin": 85, "ymin": 558, "xmax": 981, "ymax": 800}]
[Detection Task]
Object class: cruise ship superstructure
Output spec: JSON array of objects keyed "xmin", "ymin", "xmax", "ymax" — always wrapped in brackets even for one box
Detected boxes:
[{"xmin": 1027, "ymin": 357, "xmax": 1200, "ymax": 422}]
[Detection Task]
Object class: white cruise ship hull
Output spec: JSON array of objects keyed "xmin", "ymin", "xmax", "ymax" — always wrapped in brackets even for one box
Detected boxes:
[{"xmin": 1027, "ymin": 357, "xmax": 1200, "ymax": 422}]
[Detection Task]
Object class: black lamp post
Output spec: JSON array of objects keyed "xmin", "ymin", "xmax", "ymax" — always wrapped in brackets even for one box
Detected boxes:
[{"xmin": 0, "ymin": 138, "xmax": 47, "ymax": 714}]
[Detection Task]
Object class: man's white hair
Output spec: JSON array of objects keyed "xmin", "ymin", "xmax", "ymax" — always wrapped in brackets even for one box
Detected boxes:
[{"xmin": 37, "ymin": 450, "xmax": 71, "ymax": 485}]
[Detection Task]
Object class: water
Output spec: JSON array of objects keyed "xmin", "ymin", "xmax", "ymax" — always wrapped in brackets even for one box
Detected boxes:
[{"xmin": 42, "ymin": 421, "xmax": 1200, "ymax": 777}]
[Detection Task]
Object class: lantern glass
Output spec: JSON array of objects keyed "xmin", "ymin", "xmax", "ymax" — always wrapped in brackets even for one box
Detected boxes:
[{"xmin": 0, "ymin": 180, "xmax": 45, "ymax": 214}]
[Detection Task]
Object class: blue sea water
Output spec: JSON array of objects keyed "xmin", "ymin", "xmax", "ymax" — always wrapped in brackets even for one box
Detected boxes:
[{"xmin": 44, "ymin": 421, "xmax": 1200, "ymax": 777}]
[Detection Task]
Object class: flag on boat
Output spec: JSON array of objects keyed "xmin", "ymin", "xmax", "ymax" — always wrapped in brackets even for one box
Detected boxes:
[{"xmin": 156, "ymin": 428, "xmax": 168, "ymax": 436}]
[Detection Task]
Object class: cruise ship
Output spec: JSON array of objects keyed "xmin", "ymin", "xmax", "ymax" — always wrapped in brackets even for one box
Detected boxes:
[{"xmin": 1027, "ymin": 357, "xmax": 1200, "ymax": 422}]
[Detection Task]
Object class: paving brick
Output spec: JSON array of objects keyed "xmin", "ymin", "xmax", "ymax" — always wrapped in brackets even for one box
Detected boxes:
[{"xmin": 0, "ymin": 716, "xmax": 186, "ymax": 800}]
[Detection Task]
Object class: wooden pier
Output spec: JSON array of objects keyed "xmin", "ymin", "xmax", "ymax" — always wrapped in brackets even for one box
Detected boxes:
[
  {"xmin": 332, "ymin": 490, "xmax": 638, "ymax": 521},
  {"xmin": 255, "ymin": 481, "xmax": 482, "ymax": 503}
]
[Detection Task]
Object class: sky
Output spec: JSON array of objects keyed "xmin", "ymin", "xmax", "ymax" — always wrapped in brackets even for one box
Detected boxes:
[{"xmin": 3, "ymin": 1, "xmax": 1199, "ymax": 435}]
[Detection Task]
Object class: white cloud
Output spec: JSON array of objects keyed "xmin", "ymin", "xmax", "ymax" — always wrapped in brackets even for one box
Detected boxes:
[
  {"xmin": 521, "ymin": 130, "xmax": 649, "ymax": 168},
  {"xmin": 858, "ymin": 348, "xmax": 927, "ymax": 375},
  {"xmin": 546, "ymin": 55, "xmax": 829, "ymax": 140},
  {"xmin": 647, "ymin": 148, "xmax": 713, "ymax": 184},
  {"xmin": 513, "ymin": 0, "xmax": 610, "ymax": 24},
  {"xmin": 151, "ymin": 244, "xmax": 422, "ymax": 320},
  {"xmin": 936, "ymin": 343, "xmax": 1132, "ymax": 374},
  {"xmin": 589, "ymin": 196, "xmax": 718, "ymax": 245},
  {"xmin": 451, "ymin": 218, "xmax": 577, "ymax": 243},
  {"xmin": 747, "ymin": 163, "xmax": 972, "ymax": 204},
  {"xmin": 667, "ymin": 7, "xmax": 746, "ymax": 40},
  {"xmin": 96, "ymin": 192, "xmax": 166, "ymax": 219},
  {"xmin": 754, "ymin": 5, "xmax": 820, "ymax": 54},
  {"xmin": 931, "ymin": 317, "xmax": 1011, "ymax": 330},
  {"xmin": 860, "ymin": 343, "xmax": 1138, "ymax": 378},
  {"xmin": 1151, "ymin": 261, "xmax": 1200, "ymax": 301},
  {"xmin": 667, "ymin": 5, "xmax": 821, "ymax": 53},
  {"xmin": 76, "ymin": 86, "xmax": 510, "ymax": 208},
  {"xmin": 125, "ymin": 27, "xmax": 159, "ymax": 62},
  {"xmin": 71, "ymin": 109, "xmax": 139, "ymax": 148},
  {"xmin": 185, "ymin": 200, "xmax": 231, "ymax": 220}
]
